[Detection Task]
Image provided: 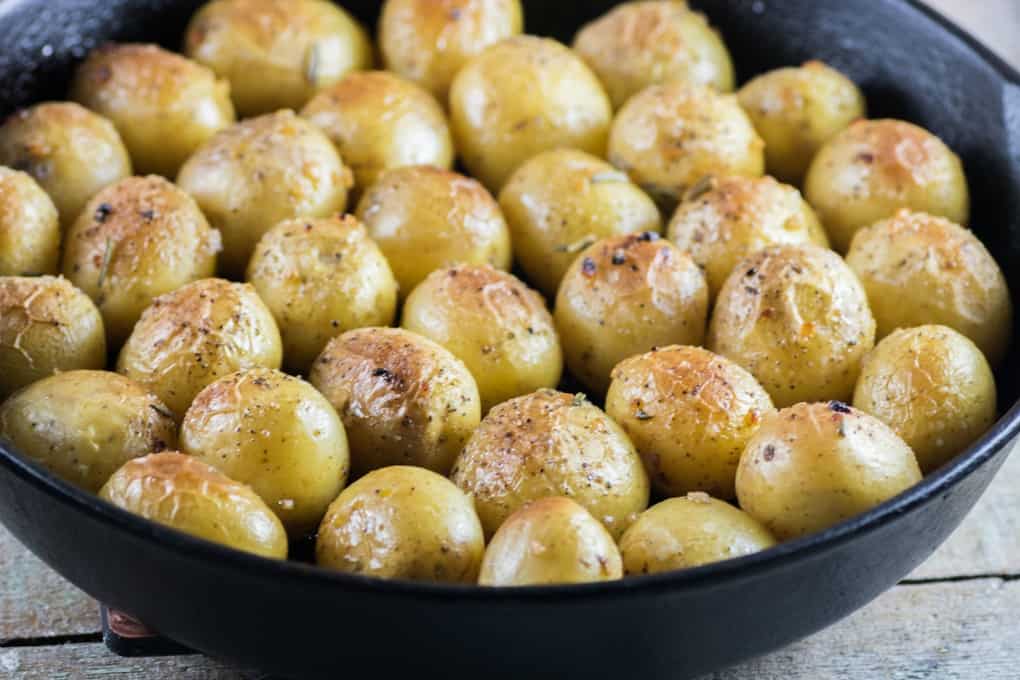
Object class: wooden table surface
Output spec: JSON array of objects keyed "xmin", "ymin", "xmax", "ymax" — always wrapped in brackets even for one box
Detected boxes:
[{"xmin": 1, "ymin": 1, "xmax": 1018, "ymax": 678}]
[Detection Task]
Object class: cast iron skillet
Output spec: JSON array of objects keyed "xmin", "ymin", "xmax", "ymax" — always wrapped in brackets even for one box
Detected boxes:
[{"xmin": 0, "ymin": 1, "xmax": 1018, "ymax": 678}]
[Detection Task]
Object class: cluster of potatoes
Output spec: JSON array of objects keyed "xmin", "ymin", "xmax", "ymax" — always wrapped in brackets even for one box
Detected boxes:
[{"xmin": 0, "ymin": 0, "xmax": 1011, "ymax": 587}]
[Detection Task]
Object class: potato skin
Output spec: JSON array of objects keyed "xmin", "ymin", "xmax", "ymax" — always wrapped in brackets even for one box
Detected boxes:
[
  {"xmin": 479, "ymin": 497, "xmax": 622, "ymax": 586},
  {"xmin": 499, "ymin": 149, "xmax": 662, "ymax": 298},
  {"xmin": 0, "ymin": 102, "xmax": 132, "ymax": 227},
  {"xmin": 619, "ymin": 493, "xmax": 776, "ymax": 575},
  {"xmin": 845, "ymin": 210, "xmax": 1011, "ymax": 367},
  {"xmin": 181, "ymin": 368, "xmax": 349, "ymax": 536},
  {"xmin": 402, "ymin": 265, "xmax": 562, "ymax": 412},
  {"xmin": 736, "ymin": 401, "xmax": 922, "ymax": 540},
  {"xmin": 708, "ymin": 245, "xmax": 876, "ymax": 408},
  {"xmin": 184, "ymin": 0, "xmax": 373, "ymax": 116},
  {"xmin": 379, "ymin": 0, "xmax": 523, "ymax": 101},
  {"xmin": 0, "ymin": 167, "xmax": 60, "ymax": 276},
  {"xmin": 246, "ymin": 215, "xmax": 397, "ymax": 373},
  {"xmin": 451, "ymin": 389, "xmax": 650, "ymax": 539},
  {"xmin": 737, "ymin": 61, "xmax": 866, "ymax": 184},
  {"xmin": 70, "ymin": 43, "xmax": 235, "ymax": 177},
  {"xmin": 117, "ymin": 278, "xmax": 282, "ymax": 418},
  {"xmin": 608, "ymin": 82, "xmax": 764, "ymax": 211},
  {"xmin": 0, "ymin": 370, "xmax": 176, "ymax": 493},
  {"xmin": 309, "ymin": 327, "xmax": 481, "ymax": 477},
  {"xmin": 573, "ymin": 1, "xmax": 735, "ymax": 110},
  {"xmin": 853, "ymin": 325, "xmax": 996, "ymax": 473},
  {"xmin": 0, "ymin": 276, "xmax": 106, "ymax": 400},
  {"xmin": 804, "ymin": 119, "xmax": 970, "ymax": 252},
  {"xmin": 555, "ymin": 233, "xmax": 708, "ymax": 396},
  {"xmin": 316, "ymin": 465, "xmax": 484, "ymax": 582},
  {"xmin": 176, "ymin": 110, "xmax": 353, "ymax": 277},
  {"xmin": 100, "ymin": 451, "xmax": 287, "ymax": 559},
  {"xmin": 62, "ymin": 176, "xmax": 222, "ymax": 347},
  {"xmin": 667, "ymin": 175, "xmax": 829, "ymax": 299},
  {"xmin": 606, "ymin": 346, "xmax": 775, "ymax": 499},
  {"xmin": 356, "ymin": 166, "xmax": 511, "ymax": 295},
  {"xmin": 449, "ymin": 36, "xmax": 612, "ymax": 191}
]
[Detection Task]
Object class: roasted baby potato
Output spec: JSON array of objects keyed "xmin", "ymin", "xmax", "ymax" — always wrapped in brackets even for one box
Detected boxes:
[
  {"xmin": 181, "ymin": 367, "xmax": 349, "ymax": 536},
  {"xmin": 573, "ymin": 1, "xmax": 735, "ymax": 109},
  {"xmin": 356, "ymin": 166, "xmax": 511, "ymax": 295},
  {"xmin": 176, "ymin": 110, "xmax": 353, "ymax": 277},
  {"xmin": 310, "ymin": 327, "xmax": 481, "ymax": 477},
  {"xmin": 499, "ymin": 148, "xmax": 662, "ymax": 298},
  {"xmin": 451, "ymin": 389, "xmax": 650, "ymax": 539},
  {"xmin": 845, "ymin": 210, "xmax": 1011, "ymax": 366},
  {"xmin": 0, "ymin": 370, "xmax": 176, "ymax": 493},
  {"xmin": 0, "ymin": 276, "xmax": 106, "ymax": 400},
  {"xmin": 555, "ymin": 233, "xmax": 709, "ymax": 396},
  {"xmin": 853, "ymin": 325, "xmax": 996, "ymax": 473},
  {"xmin": 0, "ymin": 167, "xmax": 60, "ymax": 276},
  {"xmin": 246, "ymin": 215, "xmax": 397, "ymax": 373},
  {"xmin": 402, "ymin": 265, "xmax": 561, "ymax": 411},
  {"xmin": 316, "ymin": 465, "xmax": 484, "ymax": 582},
  {"xmin": 606, "ymin": 345, "xmax": 775, "ymax": 499},
  {"xmin": 737, "ymin": 61, "xmax": 866, "ymax": 183},
  {"xmin": 736, "ymin": 401, "xmax": 922, "ymax": 540},
  {"xmin": 708, "ymin": 245, "xmax": 876, "ymax": 408},
  {"xmin": 619, "ymin": 493, "xmax": 776, "ymax": 574},
  {"xmin": 449, "ymin": 35, "xmax": 612, "ymax": 191},
  {"xmin": 70, "ymin": 43, "xmax": 235, "ymax": 177},
  {"xmin": 479, "ymin": 497, "xmax": 622, "ymax": 586},
  {"xmin": 804, "ymin": 119, "xmax": 970, "ymax": 252},
  {"xmin": 184, "ymin": 0, "xmax": 373, "ymax": 116},
  {"xmin": 0, "ymin": 102, "xmax": 132, "ymax": 227},
  {"xmin": 117, "ymin": 278, "xmax": 282, "ymax": 417},
  {"xmin": 62, "ymin": 175, "xmax": 222, "ymax": 347},
  {"xmin": 101, "ymin": 451, "xmax": 287, "ymax": 559}
]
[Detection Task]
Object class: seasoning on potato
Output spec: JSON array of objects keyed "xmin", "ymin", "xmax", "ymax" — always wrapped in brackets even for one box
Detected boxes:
[
  {"xmin": 554, "ymin": 233, "xmax": 709, "ymax": 396},
  {"xmin": 0, "ymin": 167, "xmax": 60, "ymax": 276}
]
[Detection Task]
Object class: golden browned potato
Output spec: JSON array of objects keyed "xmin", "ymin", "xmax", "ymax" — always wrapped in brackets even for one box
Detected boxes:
[
  {"xmin": 0, "ymin": 276, "xmax": 106, "ymax": 400},
  {"xmin": 316, "ymin": 465, "xmax": 484, "ymax": 582},
  {"xmin": 70, "ymin": 43, "xmax": 235, "ymax": 177},
  {"xmin": 0, "ymin": 102, "xmax": 132, "ymax": 227},
  {"xmin": 62, "ymin": 176, "xmax": 221, "ymax": 347},
  {"xmin": 845, "ymin": 210, "xmax": 1011, "ymax": 367},
  {"xmin": 100, "ymin": 452, "xmax": 287, "ymax": 558},
  {"xmin": 667, "ymin": 175, "xmax": 830, "ymax": 299},
  {"xmin": 246, "ymin": 215, "xmax": 397, "ymax": 373},
  {"xmin": 0, "ymin": 167, "xmax": 60, "ymax": 276},
  {"xmin": 499, "ymin": 149, "xmax": 662, "ymax": 298},
  {"xmin": 302, "ymin": 71, "xmax": 453, "ymax": 195},
  {"xmin": 853, "ymin": 325, "xmax": 996, "ymax": 473},
  {"xmin": 606, "ymin": 346, "xmax": 775, "ymax": 499},
  {"xmin": 736, "ymin": 401, "xmax": 922, "ymax": 540},
  {"xmin": 451, "ymin": 389, "xmax": 650, "ymax": 539},
  {"xmin": 379, "ymin": 0, "xmax": 523, "ymax": 101},
  {"xmin": 355, "ymin": 166, "xmax": 511, "ymax": 295},
  {"xmin": 619, "ymin": 493, "xmax": 776, "ymax": 575},
  {"xmin": 181, "ymin": 367, "xmax": 348, "ymax": 536},
  {"xmin": 608, "ymin": 82, "xmax": 764, "ymax": 211},
  {"xmin": 402, "ymin": 265, "xmax": 561, "ymax": 411},
  {"xmin": 804, "ymin": 119, "xmax": 970, "ymax": 252},
  {"xmin": 117, "ymin": 278, "xmax": 282, "ymax": 417},
  {"xmin": 0, "ymin": 370, "xmax": 176, "ymax": 493},
  {"xmin": 737, "ymin": 61, "xmax": 866, "ymax": 184},
  {"xmin": 309, "ymin": 327, "xmax": 480, "ymax": 477},
  {"xmin": 573, "ymin": 1, "xmax": 735, "ymax": 109},
  {"xmin": 554, "ymin": 234, "xmax": 708, "ymax": 396},
  {"xmin": 708, "ymin": 245, "xmax": 875, "ymax": 408},
  {"xmin": 184, "ymin": 0, "xmax": 373, "ymax": 116},
  {"xmin": 449, "ymin": 35, "xmax": 612, "ymax": 191},
  {"xmin": 478, "ymin": 497, "xmax": 622, "ymax": 586},
  {"xmin": 176, "ymin": 110, "xmax": 353, "ymax": 277}
]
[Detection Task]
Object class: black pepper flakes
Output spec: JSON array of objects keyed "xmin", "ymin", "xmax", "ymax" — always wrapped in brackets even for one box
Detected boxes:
[
  {"xmin": 94, "ymin": 203, "xmax": 113, "ymax": 223},
  {"xmin": 828, "ymin": 401, "xmax": 852, "ymax": 414},
  {"xmin": 581, "ymin": 257, "xmax": 597, "ymax": 276}
]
